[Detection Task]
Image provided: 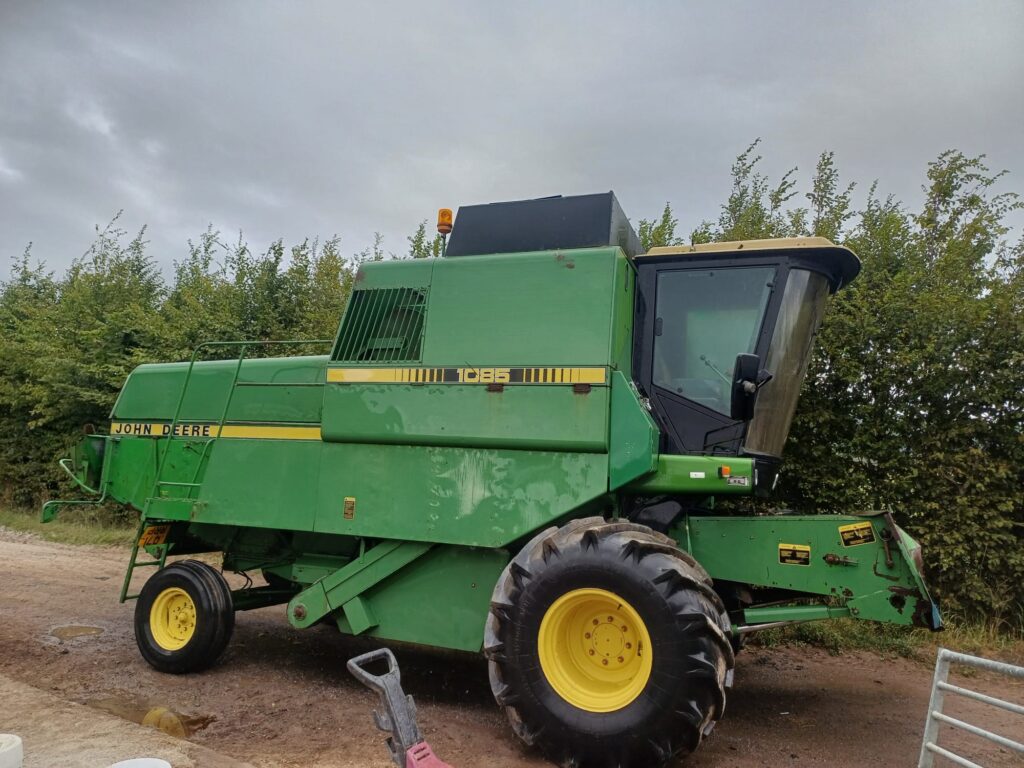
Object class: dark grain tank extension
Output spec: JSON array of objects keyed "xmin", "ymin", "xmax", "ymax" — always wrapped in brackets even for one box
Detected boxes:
[{"xmin": 445, "ymin": 192, "xmax": 642, "ymax": 258}]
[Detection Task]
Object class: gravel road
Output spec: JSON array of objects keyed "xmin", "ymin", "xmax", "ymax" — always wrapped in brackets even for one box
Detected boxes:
[{"xmin": 0, "ymin": 529, "xmax": 1020, "ymax": 767}]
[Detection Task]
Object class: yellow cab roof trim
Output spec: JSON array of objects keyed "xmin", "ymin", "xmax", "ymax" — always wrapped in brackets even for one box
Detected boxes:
[
  {"xmin": 642, "ymin": 236, "xmax": 848, "ymax": 257},
  {"xmin": 638, "ymin": 236, "xmax": 861, "ymax": 292}
]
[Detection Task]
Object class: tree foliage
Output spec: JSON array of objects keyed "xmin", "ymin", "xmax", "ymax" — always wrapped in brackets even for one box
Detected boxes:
[
  {"xmin": 637, "ymin": 204, "xmax": 682, "ymax": 251},
  {"xmin": 0, "ymin": 219, "xmax": 363, "ymax": 509},
  {"xmin": 687, "ymin": 146, "xmax": 1023, "ymax": 626},
  {"xmin": 0, "ymin": 146, "xmax": 1020, "ymax": 626}
]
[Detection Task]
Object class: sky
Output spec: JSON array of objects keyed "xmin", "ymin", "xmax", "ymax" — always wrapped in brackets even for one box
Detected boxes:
[{"xmin": 1, "ymin": 1, "xmax": 1022, "ymax": 273}]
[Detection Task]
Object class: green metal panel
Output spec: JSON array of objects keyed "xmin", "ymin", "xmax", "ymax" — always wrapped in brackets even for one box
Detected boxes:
[
  {"xmin": 104, "ymin": 435, "xmax": 323, "ymax": 533},
  {"xmin": 287, "ymin": 539, "xmax": 433, "ymax": 629},
  {"xmin": 313, "ymin": 443, "xmax": 609, "ymax": 547},
  {"xmin": 335, "ymin": 545, "xmax": 509, "ymax": 652},
  {"xmin": 422, "ymin": 249, "xmax": 620, "ymax": 366},
  {"xmin": 95, "ymin": 433, "xmax": 611, "ymax": 546},
  {"xmin": 321, "ymin": 383, "xmax": 608, "ymax": 451},
  {"xmin": 627, "ymin": 454, "xmax": 754, "ymax": 495},
  {"xmin": 681, "ymin": 514, "xmax": 932, "ymax": 626},
  {"xmin": 112, "ymin": 355, "xmax": 329, "ymax": 424},
  {"xmin": 103, "ymin": 437, "xmax": 158, "ymax": 509},
  {"xmin": 607, "ymin": 371, "xmax": 658, "ymax": 490},
  {"xmin": 348, "ymin": 258, "xmax": 435, "ymax": 291},
  {"xmin": 741, "ymin": 604, "xmax": 851, "ymax": 625},
  {"xmin": 609, "ymin": 256, "xmax": 636, "ymax": 374},
  {"xmin": 343, "ymin": 596, "xmax": 378, "ymax": 635},
  {"xmin": 188, "ymin": 439, "xmax": 322, "ymax": 531}
]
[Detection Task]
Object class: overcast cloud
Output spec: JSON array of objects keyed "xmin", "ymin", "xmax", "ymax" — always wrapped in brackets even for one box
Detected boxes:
[{"xmin": 1, "ymin": 1, "xmax": 1022, "ymax": 272}]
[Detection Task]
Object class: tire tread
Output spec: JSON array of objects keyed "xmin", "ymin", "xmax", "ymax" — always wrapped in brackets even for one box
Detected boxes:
[{"xmin": 486, "ymin": 519, "xmax": 734, "ymax": 767}]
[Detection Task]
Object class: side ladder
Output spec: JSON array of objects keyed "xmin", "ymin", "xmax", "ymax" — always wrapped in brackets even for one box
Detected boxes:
[{"xmin": 120, "ymin": 338, "xmax": 332, "ymax": 602}]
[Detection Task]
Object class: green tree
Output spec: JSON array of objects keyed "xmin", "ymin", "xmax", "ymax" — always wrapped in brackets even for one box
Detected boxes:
[
  {"xmin": 637, "ymin": 204, "xmax": 682, "ymax": 251},
  {"xmin": 407, "ymin": 221, "xmax": 444, "ymax": 259},
  {"xmin": 0, "ymin": 247, "xmax": 59, "ymax": 506},
  {"xmin": 160, "ymin": 227, "xmax": 241, "ymax": 359},
  {"xmin": 780, "ymin": 152, "xmax": 1023, "ymax": 623},
  {"xmin": 807, "ymin": 151, "xmax": 855, "ymax": 241},
  {"xmin": 0, "ymin": 216, "xmax": 166, "ymax": 505},
  {"xmin": 292, "ymin": 236, "xmax": 358, "ymax": 340}
]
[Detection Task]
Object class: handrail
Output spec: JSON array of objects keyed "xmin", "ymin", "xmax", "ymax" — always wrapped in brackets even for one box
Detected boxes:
[
  {"xmin": 57, "ymin": 457, "xmax": 101, "ymax": 495},
  {"xmin": 41, "ymin": 443, "xmax": 114, "ymax": 522},
  {"xmin": 165, "ymin": 338, "xmax": 334, "ymax": 435},
  {"xmin": 149, "ymin": 338, "xmax": 333, "ymax": 503}
]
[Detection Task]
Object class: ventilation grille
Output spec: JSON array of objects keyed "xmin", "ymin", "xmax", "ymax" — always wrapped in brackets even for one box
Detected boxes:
[{"xmin": 333, "ymin": 287, "xmax": 428, "ymax": 363}]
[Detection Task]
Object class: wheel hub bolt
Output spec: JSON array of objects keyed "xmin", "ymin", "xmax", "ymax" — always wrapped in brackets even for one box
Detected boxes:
[
  {"xmin": 584, "ymin": 632, "xmax": 591, "ymax": 639},
  {"xmin": 592, "ymin": 618, "xmax": 599, "ymax": 626},
  {"xmin": 625, "ymin": 642, "xmax": 632, "ymax": 649},
  {"xmin": 602, "ymin": 659, "xmax": 608, "ymax": 665},
  {"xmin": 589, "ymin": 649, "xmax": 595, "ymax": 656},
  {"xmin": 617, "ymin": 656, "xmax": 624, "ymax": 663}
]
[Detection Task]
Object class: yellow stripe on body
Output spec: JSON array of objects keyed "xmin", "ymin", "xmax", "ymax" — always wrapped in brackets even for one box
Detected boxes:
[
  {"xmin": 109, "ymin": 422, "xmax": 321, "ymax": 441},
  {"xmin": 327, "ymin": 368, "xmax": 406, "ymax": 383},
  {"xmin": 218, "ymin": 425, "xmax": 321, "ymax": 440},
  {"xmin": 326, "ymin": 367, "xmax": 608, "ymax": 385},
  {"xmin": 573, "ymin": 367, "xmax": 607, "ymax": 385}
]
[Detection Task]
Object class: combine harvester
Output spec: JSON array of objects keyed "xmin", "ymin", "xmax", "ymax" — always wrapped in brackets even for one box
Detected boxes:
[{"xmin": 45, "ymin": 193, "xmax": 942, "ymax": 767}]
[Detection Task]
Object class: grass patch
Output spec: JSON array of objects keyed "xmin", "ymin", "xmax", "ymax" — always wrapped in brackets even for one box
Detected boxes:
[
  {"xmin": 753, "ymin": 618, "xmax": 923, "ymax": 657},
  {"xmin": 751, "ymin": 617, "xmax": 1024, "ymax": 663},
  {"xmin": 0, "ymin": 506, "xmax": 135, "ymax": 546}
]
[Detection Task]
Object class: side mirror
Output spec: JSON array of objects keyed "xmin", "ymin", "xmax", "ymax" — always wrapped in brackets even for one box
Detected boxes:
[{"xmin": 731, "ymin": 353, "xmax": 762, "ymax": 421}]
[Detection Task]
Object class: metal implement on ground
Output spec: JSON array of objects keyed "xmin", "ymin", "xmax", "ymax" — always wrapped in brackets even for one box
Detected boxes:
[
  {"xmin": 45, "ymin": 191, "xmax": 943, "ymax": 767},
  {"xmin": 347, "ymin": 648, "xmax": 452, "ymax": 768}
]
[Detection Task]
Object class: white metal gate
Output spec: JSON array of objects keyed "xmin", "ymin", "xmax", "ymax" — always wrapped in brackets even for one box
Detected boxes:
[{"xmin": 918, "ymin": 647, "xmax": 1024, "ymax": 767}]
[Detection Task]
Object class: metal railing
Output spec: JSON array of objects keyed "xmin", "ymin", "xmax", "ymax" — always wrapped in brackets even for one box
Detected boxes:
[{"xmin": 918, "ymin": 647, "xmax": 1024, "ymax": 767}]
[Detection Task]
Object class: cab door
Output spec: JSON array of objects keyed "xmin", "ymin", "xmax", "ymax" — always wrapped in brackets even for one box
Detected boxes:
[{"xmin": 633, "ymin": 258, "xmax": 782, "ymax": 454}]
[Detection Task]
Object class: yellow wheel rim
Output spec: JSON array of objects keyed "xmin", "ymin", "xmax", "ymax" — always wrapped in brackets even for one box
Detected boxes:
[
  {"xmin": 149, "ymin": 587, "xmax": 197, "ymax": 651},
  {"xmin": 538, "ymin": 588, "xmax": 653, "ymax": 713}
]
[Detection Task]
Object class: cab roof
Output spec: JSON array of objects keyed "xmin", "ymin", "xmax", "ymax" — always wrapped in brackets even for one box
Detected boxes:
[{"xmin": 641, "ymin": 236, "xmax": 860, "ymax": 291}]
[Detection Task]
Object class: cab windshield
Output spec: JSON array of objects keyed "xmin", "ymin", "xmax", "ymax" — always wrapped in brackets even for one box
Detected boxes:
[
  {"xmin": 744, "ymin": 269, "xmax": 830, "ymax": 456},
  {"xmin": 653, "ymin": 267, "xmax": 775, "ymax": 415}
]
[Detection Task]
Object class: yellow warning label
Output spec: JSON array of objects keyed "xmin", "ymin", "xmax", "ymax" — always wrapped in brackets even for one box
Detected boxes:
[
  {"xmin": 138, "ymin": 524, "xmax": 171, "ymax": 547},
  {"xmin": 839, "ymin": 522, "xmax": 876, "ymax": 547},
  {"xmin": 779, "ymin": 543, "xmax": 811, "ymax": 565}
]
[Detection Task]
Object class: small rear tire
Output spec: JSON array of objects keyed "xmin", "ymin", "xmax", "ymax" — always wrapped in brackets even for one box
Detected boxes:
[
  {"xmin": 485, "ymin": 518, "xmax": 734, "ymax": 767},
  {"xmin": 134, "ymin": 560, "xmax": 234, "ymax": 674}
]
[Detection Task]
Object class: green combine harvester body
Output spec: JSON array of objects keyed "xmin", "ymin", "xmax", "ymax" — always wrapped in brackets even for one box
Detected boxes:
[{"xmin": 46, "ymin": 192, "xmax": 940, "ymax": 766}]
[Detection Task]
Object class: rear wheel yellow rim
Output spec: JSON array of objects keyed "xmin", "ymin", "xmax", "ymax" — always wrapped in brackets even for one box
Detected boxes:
[
  {"xmin": 149, "ymin": 587, "xmax": 196, "ymax": 651},
  {"xmin": 538, "ymin": 588, "xmax": 653, "ymax": 713}
]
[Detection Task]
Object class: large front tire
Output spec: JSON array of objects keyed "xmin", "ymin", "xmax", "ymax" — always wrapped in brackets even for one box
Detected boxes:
[
  {"xmin": 134, "ymin": 560, "xmax": 234, "ymax": 674},
  {"xmin": 485, "ymin": 518, "xmax": 734, "ymax": 767}
]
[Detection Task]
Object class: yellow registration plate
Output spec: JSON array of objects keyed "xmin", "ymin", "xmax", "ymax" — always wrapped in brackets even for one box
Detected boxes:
[{"xmin": 138, "ymin": 524, "xmax": 171, "ymax": 547}]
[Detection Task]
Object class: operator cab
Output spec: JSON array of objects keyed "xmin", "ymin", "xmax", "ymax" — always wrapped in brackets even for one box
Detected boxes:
[{"xmin": 632, "ymin": 238, "xmax": 860, "ymax": 486}]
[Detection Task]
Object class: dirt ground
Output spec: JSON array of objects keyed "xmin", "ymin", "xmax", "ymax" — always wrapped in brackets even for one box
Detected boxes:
[{"xmin": 1, "ymin": 530, "xmax": 1021, "ymax": 768}]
